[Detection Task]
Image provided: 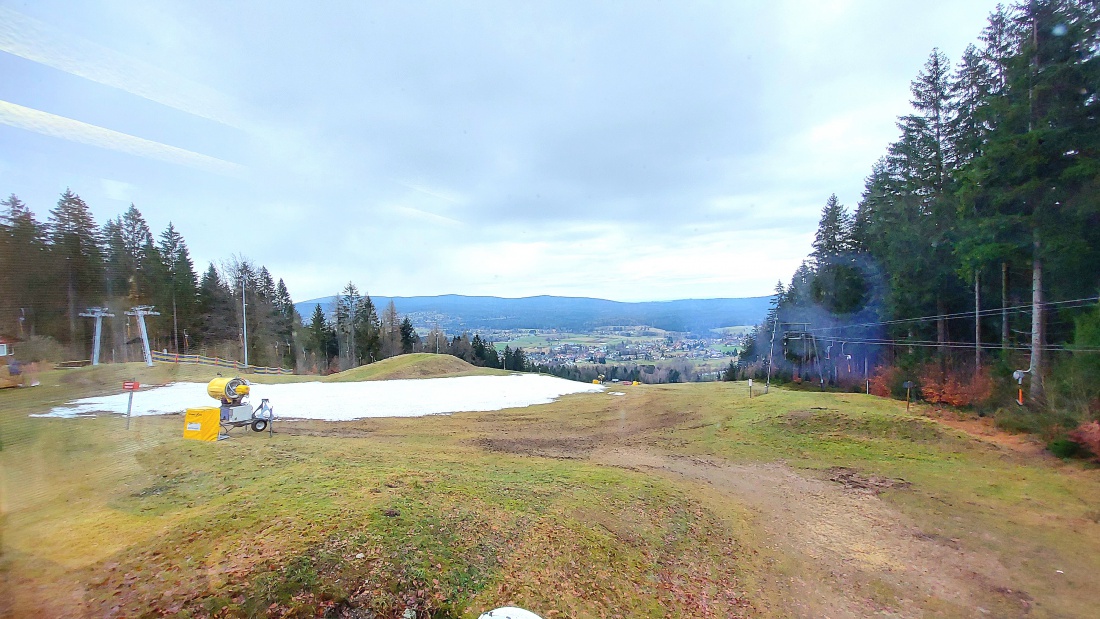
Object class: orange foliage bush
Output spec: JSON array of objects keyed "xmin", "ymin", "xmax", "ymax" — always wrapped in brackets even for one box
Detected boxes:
[
  {"xmin": 919, "ymin": 363, "xmax": 993, "ymax": 407},
  {"xmin": 868, "ymin": 365, "xmax": 898, "ymax": 398},
  {"xmin": 1069, "ymin": 421, "xmax": 1100, "ymax": 458}
]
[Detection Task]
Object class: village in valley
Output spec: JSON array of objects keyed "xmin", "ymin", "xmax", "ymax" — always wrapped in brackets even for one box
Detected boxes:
[{"xmin": 485, "ymin": 325, "xmax": 743, "ymax": 367}]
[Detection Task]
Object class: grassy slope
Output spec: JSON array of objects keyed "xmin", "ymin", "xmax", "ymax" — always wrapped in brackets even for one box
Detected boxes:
[
  {"xmin": 324, "ymin": 353, "xmax": 508, "ymax": 382},
  {"xmin": 2, "ymin": 368, "xmax": 1098, "ymax": 618},
  {"xmin": 648, "ymin": 384, "xmax": 1100, "ymax": 617}
]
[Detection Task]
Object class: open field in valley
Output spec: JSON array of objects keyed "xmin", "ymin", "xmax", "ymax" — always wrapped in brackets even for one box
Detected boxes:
[{"xmin": 2, "ymin": 355, "xmax": 1098, "ymax": 618}]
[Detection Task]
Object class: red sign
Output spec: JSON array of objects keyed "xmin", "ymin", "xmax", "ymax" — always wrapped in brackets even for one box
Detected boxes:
[{"xmin": 123, "ymin": 381, "xmax": 140, "ymax": 391}]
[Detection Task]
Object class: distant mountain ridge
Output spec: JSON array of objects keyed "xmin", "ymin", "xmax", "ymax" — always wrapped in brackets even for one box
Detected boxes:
[{"xmin": 294, "ymin": 294, "xmax": 770, "ymax": 334}]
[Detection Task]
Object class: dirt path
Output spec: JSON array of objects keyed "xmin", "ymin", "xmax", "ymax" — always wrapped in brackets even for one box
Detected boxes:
[{"xmin": 592, "ymin": 447, "xmax": 1029, "ymax": 619}]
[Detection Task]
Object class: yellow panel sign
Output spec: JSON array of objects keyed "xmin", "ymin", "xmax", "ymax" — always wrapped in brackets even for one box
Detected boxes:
[{"xmin": 183, "ymin": 407, "xmax": 221, "ymax": 442}]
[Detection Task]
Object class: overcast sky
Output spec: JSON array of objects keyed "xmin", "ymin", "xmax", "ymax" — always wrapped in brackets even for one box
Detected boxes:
[{"xmin": 1, "ymin": 1, "xmax": 997, "ymax": 302}]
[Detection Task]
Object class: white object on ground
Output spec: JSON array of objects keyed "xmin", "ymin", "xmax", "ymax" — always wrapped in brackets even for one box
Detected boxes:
[
  {"xmin": 478, "ymin": 608, "xmax": 543, "ymax": 619},
  {"xmin": 608, "ymin": 391, "xmax": 626, "ymax": 396},
  {"xmin": 35, "ymin": 374, "xmax": 603, "ymax": 420}
]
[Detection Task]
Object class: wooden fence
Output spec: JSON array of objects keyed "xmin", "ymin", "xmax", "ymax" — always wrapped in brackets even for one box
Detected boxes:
[{"xmin": 150, "ymin": 351, "xmax": 294, "ymax": 375}]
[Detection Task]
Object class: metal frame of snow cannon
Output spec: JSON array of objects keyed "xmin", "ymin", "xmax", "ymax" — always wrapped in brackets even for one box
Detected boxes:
[{"xmin": 207, "ymin": 377, "xmax": 273, "ymax": 436}]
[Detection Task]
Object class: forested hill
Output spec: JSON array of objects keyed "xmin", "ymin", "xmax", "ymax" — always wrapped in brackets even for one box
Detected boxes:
[{"xmin": 294, "ymin": 294, "xmax": 770, "ymax": 333}]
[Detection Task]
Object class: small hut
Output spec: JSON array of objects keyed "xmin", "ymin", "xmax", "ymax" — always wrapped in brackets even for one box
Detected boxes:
[{"xmin": 1, "ymin": 336, "xmax": 22, "ymax": 388}]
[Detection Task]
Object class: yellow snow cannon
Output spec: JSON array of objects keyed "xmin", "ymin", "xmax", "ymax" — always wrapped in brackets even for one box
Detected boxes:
[
  {"xmin": 207, "ymin": 377, "xmax": 250, "ymax": 404},
  {"xmin": 206, "ymin": 377, "xmax": 270, "ymax": 433}
]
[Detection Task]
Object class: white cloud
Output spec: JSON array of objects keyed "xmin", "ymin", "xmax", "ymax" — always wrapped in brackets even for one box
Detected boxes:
[
  {"xmin": 1, "ymin": 0, "xmax": 998, "ymax": 303},
  {"xmin": 0, "ymin": 5, "xmax": 247, "ymax": 129},
  {"xmin": 0, "ymin": 100, "xmax": 244, "ymax": 176},
  {"xmin": 99, "ymin": 179, "xmax": 135, "ymax": 202}
]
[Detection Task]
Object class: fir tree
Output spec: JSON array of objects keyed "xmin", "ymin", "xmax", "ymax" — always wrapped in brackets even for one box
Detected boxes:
[
  {"xmin": 48, "ymin": 189, "xmax": 103, "ymax": 344},
  {"xmin": 158, "ymin": 223, "xmax": 198, "ymax": 353},
  {"xmin": 120, "ymin": 204, "xmax": 159, "ymax": 301},
  {"xmin": 399, "ymin": 316, "xmax": 417, "ymax": 354},
  {"xmin": 335, "ymin": 282, "xmax": 360, "ymax": 368},
  {"xmin": 1, "ymin": 194, "xmax": 48, "ymax": 336}
]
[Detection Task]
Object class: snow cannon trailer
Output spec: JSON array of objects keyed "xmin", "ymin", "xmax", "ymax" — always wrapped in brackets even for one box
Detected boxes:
[{"xmin": 183, "ymin": 377, "xmax": 274, "ymax": 441}]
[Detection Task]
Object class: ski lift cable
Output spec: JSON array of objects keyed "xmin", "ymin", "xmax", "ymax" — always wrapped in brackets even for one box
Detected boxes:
[
  {"xmin": 806, "ymin": 296, "xmax": 1100, "ymax": 333},
  {"xmin": 822, "ymin": 336, "xmax": 1100, "ymax": 353},
  {"xmin": 812, "ymin": 297, "xmax": 1098, "ymax": 332}
]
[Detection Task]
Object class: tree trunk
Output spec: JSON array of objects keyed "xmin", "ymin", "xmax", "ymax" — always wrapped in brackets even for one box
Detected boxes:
[
  {"xmin": 1001, "ymin": 262, "xmax": 1009, "ymax": 353},
  {"xmin": 67, "ymin": 267, "xmax": 76, "ymax": 346},
  {"xmin": 172, "ymin": 293, "xmax": 179, "ymax": 354},
  {"xmin": 1029, "ymin": 239, "xmax": 1044, "ymax": 402},
  {"xmin": 974, "ymin": 269, "xmax": 981, "ymax": 373}
]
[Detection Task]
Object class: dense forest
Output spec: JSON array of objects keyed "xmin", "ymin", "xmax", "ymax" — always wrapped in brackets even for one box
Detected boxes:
[
  {"xmin": 0, "ymin": 194, "xmax": 530, "ymax": 373},
  {"xmin": 0, "ymin": 193, "xmax": 302, "ymax": 368},
  {"xmin": 734, "ymin": 1, "xmax": 1100, "ymax": 428}
]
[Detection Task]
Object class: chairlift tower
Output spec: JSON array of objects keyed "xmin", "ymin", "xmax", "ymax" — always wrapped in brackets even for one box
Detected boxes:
[
  {"xmin": 766, "ymin": 321, "xmax": 810, "ymax": 394},
  {"xmin": 78, "ymin": 307, "xmax": 115, "ymax": 365},
  {"xmin": 126, "ymin": 306, "xmax": 160, "ymax": 367}
]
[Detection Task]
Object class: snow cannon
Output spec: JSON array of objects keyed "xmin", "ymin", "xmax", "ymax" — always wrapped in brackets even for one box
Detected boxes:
[
  {"xmin": 208, "ymin": 377, "xmax": 250, "ymax": 405},
  {"xmin": 206, "ymin": 377, "xmax": 270, "ymax": 432}
]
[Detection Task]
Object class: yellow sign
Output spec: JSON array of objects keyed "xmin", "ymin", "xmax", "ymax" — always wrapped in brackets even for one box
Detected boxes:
[{"xmin": 183, "ymin": 407, "xmax": 221, "ymax": 441}]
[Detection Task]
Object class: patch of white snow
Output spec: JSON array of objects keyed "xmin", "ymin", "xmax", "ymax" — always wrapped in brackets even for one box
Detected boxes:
[{"xmin": 36, "ymin": 374, "xmax": 604, "ymax": 421}]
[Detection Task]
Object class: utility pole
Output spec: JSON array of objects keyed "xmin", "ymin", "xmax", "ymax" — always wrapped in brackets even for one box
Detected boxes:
[
  {"xmin": 241, "ymin": 271, "xmax": 249, "ymax": 367},
  {"xmin": 125, "ymin": 306, "xmax": 160, "ymax": 367},
  {"xmin": 79, "ymin": 307, "xmax": 115, "ymax": 365},
  {"xmin": 975, "ymin": 269, "xmax": 981, "ymax": 373},
  {"xmin": 765, "ymin": 317, "xmax": 779, "ymax": 394},
  {"xmin": 1002, "ymin": 262, "xmax": 1009, "ymax": 353}
]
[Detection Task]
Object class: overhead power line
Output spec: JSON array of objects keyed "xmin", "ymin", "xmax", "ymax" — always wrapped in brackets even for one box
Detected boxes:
[
  {"xmin": 807, "ymin": 336, "xmax": 1100, "ymax": 353},
  {"xmin": 806, "ymin": 296, "xmax": 1100, "ymax": 333}
]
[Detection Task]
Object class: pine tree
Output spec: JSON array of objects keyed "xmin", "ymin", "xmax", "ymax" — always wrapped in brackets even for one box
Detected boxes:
[
  {"xmin": 810, "ymin": 195, "xmax": 865, "ymax": 314},
  {"xmin": 48, "ymin": 189, "xmax": 103, "ymax": 344},
  {"xmin": 399, "ymin": 316, "xmax": 417, "ymax": 354},
  {"xmin": 197, "ymin": 263, "xmax": 235, "ymax": 346},
  {"xmin": 381, "ymin": 300, "xmax": 400, "ymax": 358},
  {"xmin": 851, "ymin": 159, "xmax": 895, "ymax": 254},
  {"xmin": 968, "ymin": 0, "xmax": 1100, "ymax": 399},
  {"xmin": 811, "ymin": 194, "xmax": 852, "ymax": 263},
  {"xmin": 335, "ymin": 283, "xmax": 360, "ymax": 368},
  {"xmin": 1, "ymin": 195, "xmax": 48, "ymax": 337},
  {"xmin": 909, "ymin": 49, "xmax": 953, "ymax": 189},
  {"xmin": 273, "ymin": 278, "xmax": 298, "ymax": 368},
  {"xmin": 949, "ymin": 44, "xmax": 996, "ymax": 167},
  {"xmin": 257, "ymin": 267, "xmax": 276, "ymax": 302},
  {"xmin": 979, "ymin": 4, "xmax": 1014, "ymax": 92},
  {"xmin": 101, "ymin": 217, "xmax": 128, "ymax": 299},
  {"xmin": 120, "ymin": 204, "xmax": 159, "ymax": 301},
  {"xmin": 355, "ymin": 294, "xmax": 382, "ymax": 364},
  {"xmin": 306, "ymin": 304, "xmax": 335, "ymax": 372},
  {"xmin": 158, "ymin": 223, "xmax": 198, "ymax": 353}
]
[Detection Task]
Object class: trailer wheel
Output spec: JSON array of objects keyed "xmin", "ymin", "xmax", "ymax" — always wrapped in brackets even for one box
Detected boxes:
[{"xmin": 251, "ymin": 419, "xmax": 268, "ymax": 432}]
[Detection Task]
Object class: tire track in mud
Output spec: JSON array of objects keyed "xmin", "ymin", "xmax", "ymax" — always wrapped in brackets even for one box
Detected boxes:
[{"xmin": 591, "ymin": 447, "xmax": 1031, "ymax": 619}]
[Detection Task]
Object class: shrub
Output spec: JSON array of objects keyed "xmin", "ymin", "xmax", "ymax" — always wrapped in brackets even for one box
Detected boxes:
[
  {"xmin": 1048, "ymin": 438, "xmax": 1084, "ymax": 459},
  {"xmin": 994, "ymin": 407, "xmax": 1043, "ymax": 434},
  {"xmin": 919, "ymin": 363, "xmax": 993, "ymax": 407},
  {"xmin": 1068, "ymin": 420, "xmax": 1100, "ymax": 459},
  {"xmin": 868, "ymin": 365, "xmax": 900, "ymax": 398}
]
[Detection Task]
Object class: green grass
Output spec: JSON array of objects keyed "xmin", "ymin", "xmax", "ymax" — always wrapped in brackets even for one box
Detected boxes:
[
  {"xmin": 650, "ymin": 383, "xmax": 1100, "ymax": 618},
  {"xmin": 324, "ymin": 353, "xmax": 508, "ymax": 382},
  {"xmin": 3, "ymin": 363, "xmax": 1100, "ymax": 618}
]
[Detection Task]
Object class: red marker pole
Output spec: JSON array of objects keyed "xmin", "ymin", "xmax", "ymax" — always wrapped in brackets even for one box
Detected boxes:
[{"xmin": 123, "ymin": 381, "xmax": 140, "ymax": 429}]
